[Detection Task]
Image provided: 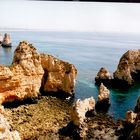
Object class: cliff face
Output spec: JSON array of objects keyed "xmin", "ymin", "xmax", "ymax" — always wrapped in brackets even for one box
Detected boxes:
[
  {"xmin": 40, "ymin": 54, "xmax": 77, "ymax": 96},
  {"xmin": 0, "ymin": 41, "xmax": 77, "ymax": 104},
  {"xmin": 0, "ymin": 41, "xmax": 44, "ymax": 104},
  {"xmin": 113, "ymin": 50, "xmax": 140, "ymax": 85}
]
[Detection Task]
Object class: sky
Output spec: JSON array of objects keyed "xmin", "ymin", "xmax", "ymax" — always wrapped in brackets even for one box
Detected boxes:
[{"xmin": 1, "ymin": 1, "xmax": 140, "ymax": 33}]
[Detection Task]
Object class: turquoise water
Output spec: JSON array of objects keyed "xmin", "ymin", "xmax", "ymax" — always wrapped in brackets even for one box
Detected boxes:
[{"xmin": 0, "ymin": 31, "xmax": 140, "ymax": 119}]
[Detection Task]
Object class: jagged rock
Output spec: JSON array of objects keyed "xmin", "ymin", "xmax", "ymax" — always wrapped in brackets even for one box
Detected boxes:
[
  {"xmin": 0, "ymin": 34, "xmax": 3, "ymax": 44},
  {"xmin": 113, "ymin": 50, "xmax": 140, "ymax": 86},
  {"xmin": 95, "ymin": 67, "xmax": 112, "ymax": 86},
  {"xmin": 95, "ymin": 83, "xmax": 110, "ymax": 112},
  {"xmin": 0, "ymin": 41, "xmax": 77, "ymax": 104},
  {"xmin": 2, "ymin": 33, "xmax": 12, "ymax": 47},
  {"xmin": 98, "ymin": 83, "xmax": 110, "ymax": 103},
  {"xmin": 40, "ymin": 54, "xmax": 77, "ymax": 96},
  {"xmin": 71, "ymin": 97, "xmax": 95, "ymax": 126},
  {"xmin": 0, "ymin": 106, "xmax": 21, "ymax": 140},
  {"xmin": 135, "ymin": 96, "xmax": 140, "ymax": 112},
  {"xmin": 0, "ymin": 41, "xmax": 44, "ymax": 104},
  {"xmin": 126, "ymin": 111, "xmax": 137, "ymax": 124}
]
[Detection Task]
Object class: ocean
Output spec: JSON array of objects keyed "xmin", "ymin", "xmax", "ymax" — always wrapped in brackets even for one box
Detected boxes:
[{"xmin": 0, "ymin": 31, "xmax": 140, "ymax": 119}]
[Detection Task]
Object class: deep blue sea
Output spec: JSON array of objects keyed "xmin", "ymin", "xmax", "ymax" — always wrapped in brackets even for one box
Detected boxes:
[{"xmin": 0, "ymin": 31, "xmax": 140, "ymax": 119}]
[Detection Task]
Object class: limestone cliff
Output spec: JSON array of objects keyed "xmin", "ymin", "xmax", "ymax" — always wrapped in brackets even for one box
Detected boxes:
[
  {"xmin": 40, "ymin": 54, "xmax": 77, "ymax": 96},
  {"xmin": 0, "ymin": 41, "xmax": 44, "ymax": 104},
  {"xmin": 0, "ymin": 41, "xmax": 77, "ymax": 104},
  {"xmin": 113, "ymin": 50, "xmax": 140, "ymax": 86}
]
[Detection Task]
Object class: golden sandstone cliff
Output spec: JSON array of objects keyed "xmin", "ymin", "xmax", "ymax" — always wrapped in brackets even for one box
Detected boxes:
[{"xmin": 0, "ymin": 41, "xmax": 77, "ymax": 104}]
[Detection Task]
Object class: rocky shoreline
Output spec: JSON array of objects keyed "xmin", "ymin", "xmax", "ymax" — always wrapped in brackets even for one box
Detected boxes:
[{"xmin": 0, "ymin": 40, "xmax": 139, "ymax": 139}]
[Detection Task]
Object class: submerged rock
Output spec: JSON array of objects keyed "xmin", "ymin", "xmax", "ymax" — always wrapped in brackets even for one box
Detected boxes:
[
  {"xmin": 0, "ymin": 34, "xmax": 3, "ymax": 44},
  {"xmin": 40, "ymin": 54, "xmax": 77, "ymax": 96},
  {"xmin": 71, "ymin": 97, "xmax": 95, "ymax": 126},
  {"xmin": 95, "ymin": 67, "xmax": 112, "ymax": 86},
  {"xmin": 2, "ymin": 33, "xmax": 12, "ymax": 47},
  {"xmin": 0, "ymin": 41, "xmax": 44, "ymax": 104},
  {"xmin": 113, "ymin": 50, "xmax": 140, "ymax": 87}
]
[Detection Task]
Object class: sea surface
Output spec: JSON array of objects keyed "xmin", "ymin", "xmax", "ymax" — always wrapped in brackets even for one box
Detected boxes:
[{"xmin": 0, "ymin": 31, "xmax": 140, "ymax": 119}]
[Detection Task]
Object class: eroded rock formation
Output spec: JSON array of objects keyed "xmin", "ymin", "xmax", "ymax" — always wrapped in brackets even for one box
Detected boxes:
[
  {"xmin": 98, "ymin": 83, "xmax": 110, "ymax": 104},
  {"xmin": 0, "ymin": 41, "xmax": 44, "ymax": 104},
  {"xmin": 95, "ymin": 67, "xmax": 112, "ymax": 86},
  {"xmin": 113, "ymin": 50, "xmax": 140, "ymax": 86},
  {"xmin": 0, "ymin": 41, "xmax": 77, "ymax": 104},
  {"xmin": 71, "ymin": 97, "xmax": 95, "ymax": 126},
  {"xmin": 40, "ymin": 54, "xmax": 77, "ymax": 96},
  {"xmin": 126, "ymin": 111, "xmax": 137, "ymax": 124},
  {"xmin": 2, "ymin": 33, "xmax": 11, "ymax": 47}
]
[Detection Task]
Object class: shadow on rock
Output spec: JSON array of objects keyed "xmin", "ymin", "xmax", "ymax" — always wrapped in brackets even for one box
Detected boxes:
[
  {"xmin": 3, "ymin": 97, "xmax": 39, "ymax": 109},
  {"xmin": 59, "ymin": 121, "xmax": 81, "ymax": 140},
  {"xmin": 95, "ymin": 101, "xmax": 110, "ymax": 113}
]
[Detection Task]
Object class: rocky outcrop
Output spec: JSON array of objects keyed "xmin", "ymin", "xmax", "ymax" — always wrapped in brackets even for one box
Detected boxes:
[
  {"xmin": 0, "ymin": 41, "xmax": 77, "ymax": 104},
  {"xmin": 0, "ymin": 41, "xmax": 44, "ymax": 104},
  {"xmin": 40, "ymin": 54, "xmax": 77, "ymax": 96},
  {"xmin": 0, "ymin": 105, "xmax": 21, "ymax": 140},
  {"xmin": 2, "ymin": 33, "xmax": 12, "ymax": 47},
  {"xmin": 0, "ymin": 34, "xmax": 3, "ymax": 44},
  {"xmin": 135, "ymin": 96, "xmax": 140, "ymax": 112},
  {"xmin": 71, "ymin": 97, "xmax": 95, "ymax": 126},
  {"xmin": 113, "ymin": 50, "xmax": 140, "ymax": 86},
  {"xmin": 126, "ymin": 111, "xmax": 137, "ymax": 124},
  {"xmin": 98, "ymin": 83, "xmax": 110, "ymax": 104},
  {"xmin": 95, "ymin": 83, "xmax": 110, "ymax": 112},
  {"xmin": 95, "ymin": 67, "xmax": 112, "ymax": 86}
]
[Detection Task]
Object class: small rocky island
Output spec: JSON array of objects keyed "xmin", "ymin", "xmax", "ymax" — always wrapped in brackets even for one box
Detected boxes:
[
  {"xmin": 0, "ymin": 41, "xmax": 139, "ymax": 140},
  {"xmin": 95, "ymin": 49, "xmax": 140, "ymax": 88},
  {"xmin": 0, "ymin": 33, "xmax": 12, "ymax": 47}
]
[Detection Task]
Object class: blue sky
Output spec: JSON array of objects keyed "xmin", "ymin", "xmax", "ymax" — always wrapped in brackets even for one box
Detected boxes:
[{"xmin": 1, "ymin": 1, "xmax": 140, "ymax": 33}]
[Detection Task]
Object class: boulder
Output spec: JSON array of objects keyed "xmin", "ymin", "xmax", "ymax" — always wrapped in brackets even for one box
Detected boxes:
[
  {"xmin": 40, "ymin": 54, "xmax": 77, "ymax": 96},
  {"xmin": 71, "ymin": 97, "xmax": 95, "ymax": 126},
  {"xmin": 2, "ymin": 33, "xmax": 12, "ymax": 47},
  {"xmin": 0, "ymin": 41, "xmax": 44, "ymax": 104},
  {"xmin": 126, "ymin": 111, "xmax": 137, "ymax": 124},
  {"xmin": 113, "ymin": 50, "xmax": 140, "ymax": 86},
  {"xmin": 135, "ymin": 96, "xmax": 140, "ymax": 112},
  {"xmin": 95, "ymin": 67, "xmax": 112, "ymax": 86},
  {"xmin": 0, "ymin": 34, "xmax": 3, "ymax": 44},
  {"xmin": 0, "ymin": 105, "xmax": 21, "ymax": 140}
]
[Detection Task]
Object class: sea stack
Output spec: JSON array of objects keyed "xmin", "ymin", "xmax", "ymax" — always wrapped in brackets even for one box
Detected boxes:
[
  {"xmin": 96, "ymin": 83, "xmax": 110, "ymax": 112},
  {"xmin": 113, "ymin": 50, "xmax": 140, "ymax": 87},
  {"xmin": 0, "ymin": 34, "xmax": 3, "ymax": 44},
  {"xmin": 95, "ymin": 67, "xmax": 112, "ymax": 86},
  {"xmin": 2, "ymin": 33, "xmax": 12, "ymax": 47}
]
